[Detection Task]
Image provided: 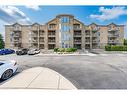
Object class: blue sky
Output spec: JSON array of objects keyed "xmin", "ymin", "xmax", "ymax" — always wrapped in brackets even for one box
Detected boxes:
[{"xmin": 0, "ymin": 5, "xmax": 127, "ymax": 38}]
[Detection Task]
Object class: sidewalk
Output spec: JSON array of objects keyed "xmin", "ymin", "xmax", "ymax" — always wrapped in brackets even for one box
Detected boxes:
[
  {"xmin": 0, "ymin": 67, "xmax": 77, "ymax": 90},
  {"xmin": 35, "ymin": 53, "xmax": 97, "ymax": 56}
]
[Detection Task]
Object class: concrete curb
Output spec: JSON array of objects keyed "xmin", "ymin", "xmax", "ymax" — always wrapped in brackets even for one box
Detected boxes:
[
  {"xmin": 0, "ymin": 67, "xmax": 77, "ymax": 90},
  {"xmin": 34, "ymin": 53, "xmax": 97, "ymax": 56}
]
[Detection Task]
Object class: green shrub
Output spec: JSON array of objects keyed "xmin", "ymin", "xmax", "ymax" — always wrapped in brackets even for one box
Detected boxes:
[
  {"xmin": 105, "ymin": 45, "xmax": 127, "ymax": 51},
  {"xmin": 65, "ymin": 48, "xmax": 77, "ymax": 52},
  {"xmin": 54, "ymin": 48, "xmax": 59, "ymax": 52},
  {"xmin": 54, "ymin": 48, "xmax": 77, "ymax": 52},
  {"xmin": 58, "ymin": 48, "xmax": 65, "ymax": 52}
]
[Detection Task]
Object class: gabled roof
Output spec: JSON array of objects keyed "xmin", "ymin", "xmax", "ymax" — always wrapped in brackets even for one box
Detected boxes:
[
  {"xmin": 107, "ymin": 23, "xmax": 117, "ymax": 26},
  {"xmin": 32, "ymin": 23, "xmax": 40, "ymax": 26},
  {"xmin": 74, "ymin": 19, "xmax": 84, "ymax": 25},
  {"xmin": 12, "ymin": 23, "xmax": 21, "ymax": 26},
  {"xmin": 46, "ymin": 18, "xmax": 57, "ymax": 25},
  {"xmin": 89, "ymin": 23, "xmax": 98, "ymax": 26}
]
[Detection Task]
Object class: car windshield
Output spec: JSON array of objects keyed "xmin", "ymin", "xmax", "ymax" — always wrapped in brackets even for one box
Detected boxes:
[{"xmin": 0, "ymin": 62, "xmax": 4, "ymax": 66}]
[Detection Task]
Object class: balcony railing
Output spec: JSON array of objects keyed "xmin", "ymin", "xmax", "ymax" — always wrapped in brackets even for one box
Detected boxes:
[
  {"xmin": 108, "ymin": 34, "xmax": 118, "ymax": 37},
  {"xmin": 73, "ymin": 33, "xmax": 81, "ymax": 37},
  {"xmin": 74, "ymin": 40, "xmax": 81, "ymax": 44},
  {"xmin": 73, "ymin": 27, "xmax": 82, "ymax": 30},
  {"xmin": 108, "ymin": 40, "xmax": 118, "ymax": 43},
  {"xmin": 48, "ymin": 27, "xmax": 56, "ymax": 30},
  {"xmin": 39, "ymin": 34, "xmax": 44, "ymax": 37},
  {"xmin": 85, "ymin": 40, "xmax": 90, "ymax": 42},
  {"xmin": 48, "ymin": 40, "xmax": 55, "ymax": 43},
  {"xmin": 92, "ymin": 33, "xmax": 98, "ymax": 37},
  {"xmin": 31, "ymin": 40, "xmax": 38, "ymax": 43},
  {"xmin": 48, "ymin": 34, "xmax": 55, "ymax": 37},
  {"xmin": 31, "ymin": 34, "xmax": 38, "ymax": 37},
  {"xmin": 13, "ymin": 34, "xmax": 21, "ymax": 37},
  {"xmin": 92, "ymin": 40, "xmax": 98, "ymax": 43},
  {"xmin": 108, "ymin": 28, "xmax": 119, "ymax": 31}
]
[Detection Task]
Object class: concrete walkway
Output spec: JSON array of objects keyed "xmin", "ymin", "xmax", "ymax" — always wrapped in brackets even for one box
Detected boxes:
[
  {"xmin": 0, "ymin": 67, "xmax": 77, "ymax": 89},
  {"xmin": 35, "ymin": 53, "xmax": 97, "ymax": 56}
]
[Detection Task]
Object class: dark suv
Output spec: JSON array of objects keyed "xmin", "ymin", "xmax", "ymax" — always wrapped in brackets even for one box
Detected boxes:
[{"xmin": 16, "ymin": 48, "xmax": 29, "ymax": 55}]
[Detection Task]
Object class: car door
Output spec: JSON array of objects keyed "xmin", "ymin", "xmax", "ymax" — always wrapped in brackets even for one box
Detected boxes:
[{"xmin": 0, "ymin": 63, "xmax": 6, "ymax": 78}]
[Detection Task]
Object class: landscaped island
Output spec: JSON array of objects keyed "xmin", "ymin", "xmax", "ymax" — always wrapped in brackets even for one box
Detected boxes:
[
  {"xmin": 54, "ymin": 48, "xmax": 77, "ymax": 53},
  {"xmin": 105, "ymin": 45, "xmax": 127, "ymax": 51}
]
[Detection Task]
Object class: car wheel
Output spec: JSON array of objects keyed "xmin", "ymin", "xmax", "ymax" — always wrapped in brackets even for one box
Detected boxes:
[{"xmin": 1, "ymin": 69, "xmax": 13, "ymax": 80}]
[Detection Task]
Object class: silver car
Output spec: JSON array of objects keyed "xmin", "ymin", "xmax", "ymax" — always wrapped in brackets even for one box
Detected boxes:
[{"xmin": 28, "ymin": 49, "xmax": 40, "ymax": 55}]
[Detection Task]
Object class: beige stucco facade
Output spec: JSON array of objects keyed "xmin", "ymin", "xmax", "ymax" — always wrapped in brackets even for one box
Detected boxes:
[{"xmin": 5, "ymin": 14, "xmax": 124, "ymax": 50}]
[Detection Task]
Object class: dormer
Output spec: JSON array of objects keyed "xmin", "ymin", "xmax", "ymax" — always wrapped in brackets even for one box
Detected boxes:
[
  {"xmin": 13, "ymin": 23, "xmax": 21, "ymax": 31},
  {"xmin": 89, "ymin": 23, "xmax": 99, "ymax": 31}
]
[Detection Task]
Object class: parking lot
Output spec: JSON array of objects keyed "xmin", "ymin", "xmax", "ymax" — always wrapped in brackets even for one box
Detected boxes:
[{"xmin": 1, "ymin": 53, "xmax": 127, "ymax": 89}]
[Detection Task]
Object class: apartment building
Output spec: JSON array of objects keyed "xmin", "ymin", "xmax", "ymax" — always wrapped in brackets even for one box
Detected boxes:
[{"xmin": 5, "ymin": 14, "xmax": 124, "ymax": 50}]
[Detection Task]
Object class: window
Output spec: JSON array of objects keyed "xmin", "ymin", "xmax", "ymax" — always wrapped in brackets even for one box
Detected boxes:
[
  {"xmin": 108, "ymin": 26, "xmax": 112, "ymax": 30},
  {"xmin": 60, "ymin": 16, "xmax": 70, "ymax": 23},
  {"xmin": 48, "ymin": 24, "xmax": 56, "ymax": 29},
  {"xmin": 61, "ymin": 25, "xmax": 71, "ymax": 32},
  {"xmin": 73, "ymin": 24, "xmax": 80, "ymax": 29},
  {"xmin": 14, "ymin": 25, "xmax": 21, "ymax": 30},
  {"xmin": 59, "ymin": 16, "xmax": 72, "ymax": 48},
  {"xmin": 0, "ymin": 63, "xmax": 4, "ymax": 66}
]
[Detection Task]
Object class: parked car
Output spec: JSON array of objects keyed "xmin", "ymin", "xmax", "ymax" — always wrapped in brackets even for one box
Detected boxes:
[
  {"xmin": 0, "ymin": 60, "xmax": 18, "ymax": 80},
  {"xmin": 0, "ymin": 49, "xmax": 15, "ymax": 55},
  {"xmin": 28, "ymin": 49, "xmax": 40, "ymax": 55},
  {"xmin": 16, "ymin": 48, "xmax": 29, "ymax": 55}
]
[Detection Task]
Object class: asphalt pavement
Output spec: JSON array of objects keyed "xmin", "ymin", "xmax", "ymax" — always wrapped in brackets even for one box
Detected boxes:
[{"xmin": 1, "ymin": 53, "xmax": 127, "ymax": 89}]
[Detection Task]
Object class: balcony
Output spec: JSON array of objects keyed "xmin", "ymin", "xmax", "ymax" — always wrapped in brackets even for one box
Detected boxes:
[
  {"xmin": 85, "ymin": 40, "xmax": 90, "ymax": 44},
  {"xmin": 39, "ymin": 42, "xmax": 45, "ymax": 44},
  {"xmin": 73, "ymin": 24, "xmax": 81, "ymax": 30},
  {"xmin": 13, "ymin": 38, "xmax": 21, "ymax": 43},
  {"xmin": 108, "ymin": 40, "xmax": 118, "ymax": 43},
  {"xmin": 39, "ymin": 44, "xmax": 44, "ymax": 49},
  {"xmin": 108, "ymin": 28, "xmax": 119, "ymax": 31},
  {"xmin": 48, "ymin": 24, "xmax": 56, "ymax": 30},
  {"xmin": 74, "ymin": 44, "xmax": 81, "ymax": 49},
  {"xmin": 39, "ymin": 31, "xmax": 45, "ymax": 37},
  {"xmin": 73, "ymin": 33, "xmax": 81, "ymax": 37},
  {"xmin": 74, "ymin": 40, "xmax": 81, "ymax": 44},
  {"xmin": 48, "ymin": 27, "xmax": 56, "ymax": 30},
  {"xmin": 92, "ymin": 45, "xmax": 98, "ymax": 49},
  {"xmin": 92, "ymin": 33, "xmax": 98, "ymax": 37},
  {"xmin": 13, "ymin": 40, "xmax": 21, "ymax": 43},
  {"xmin": 48, "ymin": 34, "xmax": 55, "ymax": 37},
  {"xmin": 48, "ymin": 44, "xmax": 55, "ymax": 49},
  {"xmin": 48, "ymin": 37, "xmax": 56, "ymax": 44},
  {"xmin": 39, "ymin": 38, "xmax": 44, "ymax": 44},
  {"xmin": 13, "ymin": 34, "xmax": 21, "ymax": 37},
  {"xmin": 74, "ymin": 30, "xmax": 81, "ymax": 37},
  {"xmin": 39, "ymin": 34, "xmax": 44, "ymax": 37},
  {"xmin": 85, "ymin": 44, "xmax": 90, "ymax": 49},
  {"xmin": 108, "ymin": 34, "xmax": 118, "ymax": 38},
  {"xmin": 31, "ymin": 34, "xmax": 38, "ymax": 37},
  {"xmin": 31, "ymin": 39, "xmax": 38, "ymax": 43},
  {"xmin": 48, "ymin": 31, "xmax": 56, "ymax": 37},
  {"xmin": 92, "ymin": 40, "xmax": 98, "ymax": 43},
  {"xmin": 73, "ymin": 27, "xmax": 82, "ymax": 30}
]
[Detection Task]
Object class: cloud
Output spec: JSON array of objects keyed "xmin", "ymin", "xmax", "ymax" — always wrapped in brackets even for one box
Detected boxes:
[
  {"xmin": 25, "ymin": 5, "xmax": 40, "ymax": 11},
  {"xmin": 90, "ymin": 7, "xmax": 127, "ymax": 21},
  {"xmin": 0, "ymin": 6, "xmax": 31, "ymax": 24}
]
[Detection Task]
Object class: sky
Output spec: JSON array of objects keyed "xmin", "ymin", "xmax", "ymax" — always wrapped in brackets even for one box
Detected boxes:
[{"xmin": 0, "ymin": 5, "xmax": 127, "ymax": 38}]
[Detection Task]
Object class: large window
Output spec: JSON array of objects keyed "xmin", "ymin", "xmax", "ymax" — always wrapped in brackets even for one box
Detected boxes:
[
  {"xmin": 61, "ymin": 24, "xmax": 71, "ymax": 32},
  {"xmin": 60, "ymin": 16, "xmax": 70, "ymax": 23},
  {"xmin": 59, "ymin": 16, "xmax": 72, "ymax": 48}
]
